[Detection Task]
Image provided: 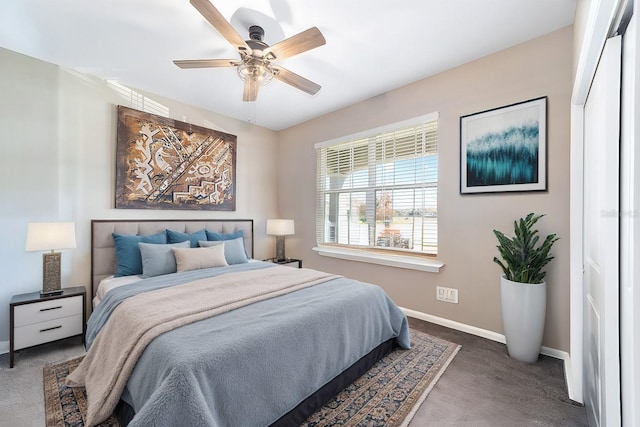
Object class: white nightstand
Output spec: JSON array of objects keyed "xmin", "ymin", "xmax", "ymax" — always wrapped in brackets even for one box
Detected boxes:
[{"xmin": 9, "ymin": 286, "xmax": 86, "ymax": 368}]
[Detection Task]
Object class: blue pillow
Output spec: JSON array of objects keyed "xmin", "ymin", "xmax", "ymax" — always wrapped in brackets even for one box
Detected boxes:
[
  {"xmin": 139, "ymin": 241, "xmax": 190, "ymax": 278},
  {"xmin": 205, "ymin": 229, "xmax": 244, "ymax": 242},
  {"xmin": 112, "ymin": 232, "xmax": 167, "ymax": 277},
  {"xmin": 166, "ymin": 229, "xmax": 207, "ymax": 248},
  {"xmin": 199, "ymin": 238, "xmax": 249, "ymax": 265}
]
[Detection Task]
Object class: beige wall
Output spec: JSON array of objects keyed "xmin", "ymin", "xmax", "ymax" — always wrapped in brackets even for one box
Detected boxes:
[
  {"xmin": 0, "ymin": 47, "xmax": 280, "ymax": 343},
  {"xmin": 0, "ymin": 26, "xmax": 574, "ymax": 350},
  {"xmin": 278, "ymin": 26, "xmax": 573, "ymax": 352}
]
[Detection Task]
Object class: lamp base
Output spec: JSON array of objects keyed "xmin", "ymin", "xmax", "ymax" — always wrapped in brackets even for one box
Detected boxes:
[
  {"xmin": 40, "ymin": 289, "xmax": 64, "ymax": 297},
  {"xmin": 275, "ymin": 236, "xmax": 286, "ymax": 261},
  {"xmin": 42, "ymin": 252, "xmax": 62, "ymax": 295}
]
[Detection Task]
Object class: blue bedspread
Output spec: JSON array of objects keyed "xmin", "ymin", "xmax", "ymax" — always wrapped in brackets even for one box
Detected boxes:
[{"xmin": 88, "ymin": 262, "xmax": 410, "ymax": 427}]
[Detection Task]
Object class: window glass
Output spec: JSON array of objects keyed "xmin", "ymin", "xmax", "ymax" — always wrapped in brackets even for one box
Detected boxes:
[{"xmin": 316, "ymin": 118, "xmax": 438, "ymax": 255}]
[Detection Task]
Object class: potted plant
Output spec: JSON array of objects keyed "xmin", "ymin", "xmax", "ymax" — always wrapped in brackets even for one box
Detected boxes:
[{"xmin": 493, "ymin": 213, "xmax": 559, "ymax": 362}]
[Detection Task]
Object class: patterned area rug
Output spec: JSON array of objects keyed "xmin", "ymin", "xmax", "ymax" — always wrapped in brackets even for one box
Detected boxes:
[
  {"xmin": 43, "ymin": 329, "xmax": 459, "ymax": 427},
  {"xmin": 43, "ymin": 357, "xmax": 118, "ymax": 427}
]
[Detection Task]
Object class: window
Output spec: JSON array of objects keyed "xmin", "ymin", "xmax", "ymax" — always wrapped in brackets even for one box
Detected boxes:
[{"xmin": 316, "ymin": 114, "xmax": 438, "ymax": 256}]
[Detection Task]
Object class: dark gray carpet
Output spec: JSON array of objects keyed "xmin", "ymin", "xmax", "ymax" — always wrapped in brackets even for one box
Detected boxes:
[
  {"xmin": 408, "ymin": 318, "xmax": 587, "ymax": 426},
  {"xmin": 0, "ymin": 318, "xmax": 587, "ymax": 426}
]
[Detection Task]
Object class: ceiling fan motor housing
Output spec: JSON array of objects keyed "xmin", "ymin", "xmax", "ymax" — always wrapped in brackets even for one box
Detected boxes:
[
  {"xmin": 246, "ymin": 25, "xmax": 269, "ymax": 55},
  {"xmin": 249, "ymin": 25, "xmax": 265, "ymax": 41}
]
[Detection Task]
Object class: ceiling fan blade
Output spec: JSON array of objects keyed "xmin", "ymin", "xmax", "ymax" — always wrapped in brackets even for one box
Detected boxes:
[
  {"xmin": 190, "ymin": 0, "xmax": 251, "ymax": 53},
  {"xmin": 173, "ymin": 59, "xmax": 238, "ymax": 69},
  {"xmin": 263, "ymin": 27, "xmax": 326, "ymax": 61},
  {"xmin": 242, "ymin": 79, "xmax": 259, "ymax": 102},
  {"xmin": 273, "ymin": 66, "xmax": 321, "ymax": 95}
]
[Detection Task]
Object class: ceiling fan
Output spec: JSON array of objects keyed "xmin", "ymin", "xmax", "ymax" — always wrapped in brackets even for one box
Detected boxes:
[{"xmin": 174, "ymin": 0, "xmax": 326, "ymax": 102}]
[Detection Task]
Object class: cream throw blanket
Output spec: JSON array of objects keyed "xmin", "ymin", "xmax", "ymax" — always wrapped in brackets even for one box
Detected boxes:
[{"xmin": 66, "ymin": 266, "xmax": 338, "ymax": 427}]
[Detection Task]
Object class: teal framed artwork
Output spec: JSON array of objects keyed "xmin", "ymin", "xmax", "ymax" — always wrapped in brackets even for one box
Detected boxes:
[{"xmin": 460, "ymin": 97, "xmax": 547, "ymax": 194}]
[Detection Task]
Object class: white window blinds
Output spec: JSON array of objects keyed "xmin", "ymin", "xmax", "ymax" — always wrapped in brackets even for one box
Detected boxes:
[{"xmin": 316, "ymin": 116, "xmax": 438, "ymax": 255}]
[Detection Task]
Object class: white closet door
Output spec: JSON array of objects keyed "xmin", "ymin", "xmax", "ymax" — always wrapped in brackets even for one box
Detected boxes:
[{"xmin": 582, "ymin": 35, "xmax": 621, "ymax": 427}]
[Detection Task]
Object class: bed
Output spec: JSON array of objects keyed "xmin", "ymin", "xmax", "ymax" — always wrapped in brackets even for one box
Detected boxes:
[{"xmin": 71, "ymin": 219, "xmax": 410, "ymax": 427}]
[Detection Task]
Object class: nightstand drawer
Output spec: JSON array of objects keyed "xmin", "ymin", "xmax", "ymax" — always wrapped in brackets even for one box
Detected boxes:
[
  {"xmin": 13, "ymin": 295, "xmax": 83, "ymax": 327},
  {"xmin": 13, "ymin": 314, "xmax": 83, "ymax": 350}
]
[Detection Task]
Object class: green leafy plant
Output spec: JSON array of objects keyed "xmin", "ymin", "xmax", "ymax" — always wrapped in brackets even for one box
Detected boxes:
[{"xmin": 493, "ymin": 213, "xmax": 559, "ymax": 284}]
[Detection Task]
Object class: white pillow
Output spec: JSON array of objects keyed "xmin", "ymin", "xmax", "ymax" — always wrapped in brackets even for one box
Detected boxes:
[{"xmin": 173, "ymin": 244, "xmax": 228, "ymax": 272}]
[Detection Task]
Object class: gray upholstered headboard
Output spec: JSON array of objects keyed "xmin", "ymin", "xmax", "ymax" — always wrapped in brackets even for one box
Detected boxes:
[{"xmin": 91, "ymin": 219, "xmax": 254, "ymax": 298}]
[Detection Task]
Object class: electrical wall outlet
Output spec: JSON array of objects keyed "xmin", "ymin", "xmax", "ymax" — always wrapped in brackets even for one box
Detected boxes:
[{"xmin": 436, "ymin": 286, "xmax": 459, "ymax": 304}]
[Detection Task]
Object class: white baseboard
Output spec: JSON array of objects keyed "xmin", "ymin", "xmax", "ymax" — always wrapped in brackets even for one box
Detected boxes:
[
  {"xmin": 0, "ymin": 340, "xmax": 8, "ymax": 355},
  {"xmin": 401, "ymin": 307, "xmax": 580, "ymax": 402}
]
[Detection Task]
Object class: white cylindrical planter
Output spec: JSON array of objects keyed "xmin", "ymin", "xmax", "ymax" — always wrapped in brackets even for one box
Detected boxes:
[{"xmin": 500, "ymin": 275, "xmax": 546, "ymax": 363}]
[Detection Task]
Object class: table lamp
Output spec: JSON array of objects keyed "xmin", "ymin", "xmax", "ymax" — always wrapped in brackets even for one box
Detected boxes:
[
  {"xmin": 25, "ymin": 222, "xmax": 76, "ymax": 296},
  {"xmin": 266, "ymin": 219, "xmax": 295, "ymax": 261}
]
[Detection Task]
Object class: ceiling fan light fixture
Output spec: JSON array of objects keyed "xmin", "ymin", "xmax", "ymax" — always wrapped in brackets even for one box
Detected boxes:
[{"xmin": 237, "ymin": 58, "xmax": 274, "ymax": 86}]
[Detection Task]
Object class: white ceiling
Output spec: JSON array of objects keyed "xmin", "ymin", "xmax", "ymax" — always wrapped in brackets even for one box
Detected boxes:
[{"xmin": 0, "ymin": 0, "xmax": 576, "ymax": 131}]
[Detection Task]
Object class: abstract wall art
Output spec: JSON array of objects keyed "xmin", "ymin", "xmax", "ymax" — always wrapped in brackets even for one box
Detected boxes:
[
  {"xmin": 460, "ymin": 97, "xmax": 547, "ymax": 194},
  {"xmin": 115, "ymin": 106, "xmax": 236, "ymax": 210}
]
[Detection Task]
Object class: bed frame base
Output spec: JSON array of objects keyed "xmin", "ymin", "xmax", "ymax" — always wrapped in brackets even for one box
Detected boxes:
[
  {"xmin": 115, "ymin": 338, "xmax": 398, "ymax": 426},
  {"xmin": 271, "ymin": 337, "xmax": 397, "ymax": 426}
]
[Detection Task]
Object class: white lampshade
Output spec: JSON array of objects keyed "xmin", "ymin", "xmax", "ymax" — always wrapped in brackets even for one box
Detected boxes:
[
  {"xmin": 25, "ymin": 222, "xmax": 77, "ymax": 252},
  {"xmin": 266, "ymin": 219, "xmax": 295, "ymax": 236}
]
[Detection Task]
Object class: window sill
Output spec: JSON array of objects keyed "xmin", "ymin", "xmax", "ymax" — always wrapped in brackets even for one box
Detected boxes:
[{"xmin": 312, "ymin": 246, "xmax": 444, "ymax": 273}]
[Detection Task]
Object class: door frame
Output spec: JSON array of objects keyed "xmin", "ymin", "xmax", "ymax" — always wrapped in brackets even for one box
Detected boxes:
[
  {"xmin": 619, "ymin": 6, "xmax": 638, "ymax": 426},
  {"xmin": 569, "ymin": 0, "xmax": 625, "ymax": 404}
]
